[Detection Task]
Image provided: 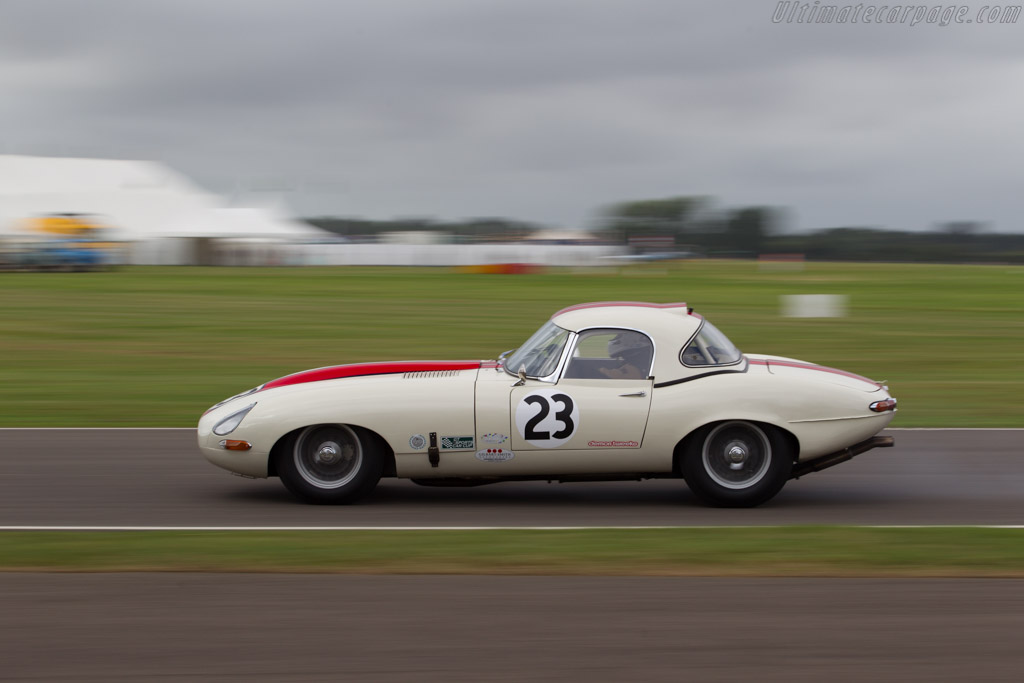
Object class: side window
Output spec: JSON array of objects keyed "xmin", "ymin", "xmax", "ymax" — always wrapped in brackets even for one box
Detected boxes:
[{"xmin": 563, "ymin": 329, "xmax": 653, "ymax": 380}]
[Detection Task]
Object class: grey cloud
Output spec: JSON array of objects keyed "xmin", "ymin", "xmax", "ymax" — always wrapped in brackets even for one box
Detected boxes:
[{"xmin": 1, "ymin": 0, "xmax": 1023, "ymax": 230}]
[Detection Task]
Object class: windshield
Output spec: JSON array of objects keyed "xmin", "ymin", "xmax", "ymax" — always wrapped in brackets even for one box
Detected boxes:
[
  {"xmin": 681, "ymin": 320, "xmax": 742, "ymax": 366},
  {"xmin": 504, "ymin": 321, "xmax": 571, "ymax": 379}
]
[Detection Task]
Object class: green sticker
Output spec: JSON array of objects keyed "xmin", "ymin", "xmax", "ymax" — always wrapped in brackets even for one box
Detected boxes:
[{"xmin": 440, "ymin": 435, "xmax": 475, "ymax": 450}]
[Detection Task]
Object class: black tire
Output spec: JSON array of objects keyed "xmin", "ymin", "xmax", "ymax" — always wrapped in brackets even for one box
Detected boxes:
[
  {"xmin": 681, "ymin": 421, "xmax": 792, "ymax": 508},
  {"xmin": 276, "ymin": 424, "xmax": 382, "ymax": 504}
]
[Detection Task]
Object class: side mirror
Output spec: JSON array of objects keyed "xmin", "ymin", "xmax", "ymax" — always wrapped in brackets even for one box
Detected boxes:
[{"xmin": 513, "ymin": 365, "xmax": 527, "ymax": 387}]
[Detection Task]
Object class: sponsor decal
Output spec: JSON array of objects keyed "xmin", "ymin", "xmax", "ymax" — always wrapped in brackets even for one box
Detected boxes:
[
  {"xmin": 475, "ymin": 448, "xmax": 515, "ymax": 462},
  {"xmin": 481, "ymin": 433, "xmax": 509, "ymax": 445},
  {"xmin": 514, "ymin": 389, "xmax": 579, "ymax": 449},
  {"xmin": 588, "ymin": 440, "xmax": 640, "ymax": 448},
  {"xmin": 440, "ymin": 435, "xmax": 475, "ymax": 450},
  {"xmin": 408, "ymin": 434, "xmax": 427, "ymax": 450}
]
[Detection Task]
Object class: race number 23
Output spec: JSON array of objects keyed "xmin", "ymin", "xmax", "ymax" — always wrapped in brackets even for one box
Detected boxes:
[{"xmin": 515, "ymin": 390, "xmax": 580, "ymax": 448}]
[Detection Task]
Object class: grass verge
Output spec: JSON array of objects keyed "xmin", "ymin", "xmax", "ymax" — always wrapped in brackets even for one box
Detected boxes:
[
  {"xmin": 2, "ymin": 262, "xmax": 1023, "ymax": 426},
  {"xmin": 3, "ymin": 527, "xmax": 1024, "ymax": 577}
]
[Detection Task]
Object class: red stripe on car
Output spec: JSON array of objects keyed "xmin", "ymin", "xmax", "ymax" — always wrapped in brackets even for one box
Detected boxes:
[{"xmin": 262, "ymin": 361, "xmax": 482, "ymax": 390}]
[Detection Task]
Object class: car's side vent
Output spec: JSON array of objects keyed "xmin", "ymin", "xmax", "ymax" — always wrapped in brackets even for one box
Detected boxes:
[{"xmin": 403, "ymin": 370, "xmax": 462, "ymax": 379}]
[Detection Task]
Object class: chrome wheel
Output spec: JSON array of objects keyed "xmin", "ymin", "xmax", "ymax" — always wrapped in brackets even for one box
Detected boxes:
[
  {"xmin": 293, "ymin": 424, "xmax": 363, "ymax": 489},
  {"xmin": 701, "ymin": 421, "xmax": 771, "ymax": 490}
]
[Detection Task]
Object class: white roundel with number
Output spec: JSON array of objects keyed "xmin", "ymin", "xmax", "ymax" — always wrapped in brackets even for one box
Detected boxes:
[{"xmin": 515, "ymin": 389, "xmax": 580, "ymax": 448}]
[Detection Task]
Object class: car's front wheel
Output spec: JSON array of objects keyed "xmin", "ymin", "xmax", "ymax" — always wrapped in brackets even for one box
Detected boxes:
[
  {"xmin": 276, "ymin": 424, "xmax": 382, "ymax": 504},
  {"xmin": 682, "ymin": 421, "xmax": 792, "ymax": 507}
]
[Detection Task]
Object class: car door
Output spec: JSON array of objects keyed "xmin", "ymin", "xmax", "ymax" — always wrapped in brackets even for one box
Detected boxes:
[{"xmin": 509, "ymin": 328, "xmax": 654, "ymax": 455}]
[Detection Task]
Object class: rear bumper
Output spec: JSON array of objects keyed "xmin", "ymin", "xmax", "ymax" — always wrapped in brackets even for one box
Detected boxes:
[{"xmin": 790, "ymin": 435, "xmax": 894, "ymax": 479}]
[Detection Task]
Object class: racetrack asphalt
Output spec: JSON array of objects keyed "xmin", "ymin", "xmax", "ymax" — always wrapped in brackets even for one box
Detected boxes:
[
  {"xmin": 0, "ymin": 428, "xmax": 1021, "ymax": 526},
  {"xmin": 2, "ymin": 428, "xmax": 1022, "ymax": 681},
  {"xmin": 4, "ymin": 574, "xmax": 1024, "ymax": 682}
]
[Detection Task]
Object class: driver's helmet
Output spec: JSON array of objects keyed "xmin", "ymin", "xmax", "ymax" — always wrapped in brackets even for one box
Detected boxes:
[{"xmin": 607, "ymin": 332, "xmax": 652, "ymax": 366}]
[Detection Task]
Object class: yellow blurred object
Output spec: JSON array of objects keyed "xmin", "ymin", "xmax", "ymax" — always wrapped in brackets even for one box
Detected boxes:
[
  {"xmin": 24, "ymin": 213, "xmax": 105, "ymax": 238},
  {"xmin": 8, "ymin": 213, "xmax": 122, "ymax": 269},
  {"xmin": 21, "ymin": 213, "xmax": 118, "ymax": 252}
]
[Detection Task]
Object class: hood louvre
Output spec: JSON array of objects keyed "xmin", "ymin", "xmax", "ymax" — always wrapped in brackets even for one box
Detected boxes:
[{"xmin": 403, "ymin": 370, "xmax": 462, "ymax": 379}]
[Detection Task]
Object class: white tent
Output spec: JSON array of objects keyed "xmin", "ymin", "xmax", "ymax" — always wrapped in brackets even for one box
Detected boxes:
[
  {"xmin": 527, "ymin": 228, "xmax": 598, "ymax": 243},
  {"xmin": 0, "ymin": 155, "xmax": 329, "ymax": 259},
  {"xmin": 159, "ymin": 205, "xmax": 327, "ymax": 240}
]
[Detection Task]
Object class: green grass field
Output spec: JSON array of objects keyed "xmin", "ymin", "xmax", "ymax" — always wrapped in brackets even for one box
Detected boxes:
[
  {"xmin": 3, "ymin": 528, "xmax": 1023, "ymax": 577},
  {"xmin": 1, "ymin": 261, "xmax": 1022, "ymax": 426}
]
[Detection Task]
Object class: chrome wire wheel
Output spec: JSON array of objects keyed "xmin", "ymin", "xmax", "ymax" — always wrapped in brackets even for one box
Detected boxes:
[
  {"xmin": 701, "ymin": 421, "xmax": 772, "ymax": 490},
  {"xmin": 293, "ymin": 424, "xmax": 363, "ymax": 489}
]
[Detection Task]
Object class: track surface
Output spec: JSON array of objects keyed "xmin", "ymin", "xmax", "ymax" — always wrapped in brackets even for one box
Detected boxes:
[
  {"xmin": 4, "ymin": 575, "xmax": 1024, "ymax": 682},
  {"xmin": 3, "ymin": 429, "xmax": 1023, "ymax": 681},
  {"xmin": 0, "ymin": 428, "xmax": 1021, "ymax": 526}
]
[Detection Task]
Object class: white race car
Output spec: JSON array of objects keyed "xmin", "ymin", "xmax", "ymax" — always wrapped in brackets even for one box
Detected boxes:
[{"xmin": 198, "ymin": 301, "xmax": 896, "ymax": 507}]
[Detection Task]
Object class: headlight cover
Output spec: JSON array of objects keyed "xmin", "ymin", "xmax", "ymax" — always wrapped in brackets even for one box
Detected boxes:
[
  {"xmin": 213, "ymin": 402, "xmax": 257, "ymax": 436},
  {"xmin": 205, "ymin": 385, "xmax": 264, "ymax": 414}
]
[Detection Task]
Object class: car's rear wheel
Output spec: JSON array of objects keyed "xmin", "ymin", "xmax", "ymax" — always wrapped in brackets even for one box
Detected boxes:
[
  {"xmin": 276, "ymin": 424, "xmax": 382, "ymax": 504},
  {"xmin": 682, "ymin": 421, "xmax": 792, "ymax": 507}
]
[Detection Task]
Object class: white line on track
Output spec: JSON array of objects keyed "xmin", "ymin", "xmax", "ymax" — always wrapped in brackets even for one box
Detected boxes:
[
  {"xmin": 2, "ymin": 525, "xmax": 1024, "ymax": 531},
  {"xmin": 2, "ymin": 427, "xmax": 1024, "ymax": 431}
]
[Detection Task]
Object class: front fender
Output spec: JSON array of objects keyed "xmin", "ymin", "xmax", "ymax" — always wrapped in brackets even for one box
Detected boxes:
[{"xmin": 198, "ymin": 371, "xmax": 478, "ymax": 477}]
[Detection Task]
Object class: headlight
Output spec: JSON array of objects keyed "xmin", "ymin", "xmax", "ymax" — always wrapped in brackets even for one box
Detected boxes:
[{"xmin": 213, "ymin": 402, "xmax": 256, "ymax": 436}]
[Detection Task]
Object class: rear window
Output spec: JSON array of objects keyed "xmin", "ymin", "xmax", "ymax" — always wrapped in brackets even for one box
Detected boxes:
[{"xmin": 681, "ymin": 321, "xmax": 742, "ymax": 366}]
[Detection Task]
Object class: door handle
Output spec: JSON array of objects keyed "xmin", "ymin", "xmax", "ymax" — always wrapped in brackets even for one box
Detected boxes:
[{"xmin": 619, "ymin": 391, "xmax": 647, "ymax": 397}]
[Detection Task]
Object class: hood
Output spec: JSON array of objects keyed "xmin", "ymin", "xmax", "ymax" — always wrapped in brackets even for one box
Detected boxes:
[
  {"xmin": 746, "ymin": 355, "xmax": 883, "ymax": 393},
  {"xmin": 261, "ymin": 361, "xmax": 482, "ymax": 391}
]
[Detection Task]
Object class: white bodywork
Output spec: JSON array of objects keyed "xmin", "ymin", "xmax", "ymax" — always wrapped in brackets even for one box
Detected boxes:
[{"xmin": 198, "ymin": 302, "xmax": 896, "ymax": 500}]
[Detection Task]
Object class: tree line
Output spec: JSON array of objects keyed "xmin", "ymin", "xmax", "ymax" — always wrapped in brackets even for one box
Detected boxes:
[{"xmin": 305, "ymin": 196, "xmax": 1024, "ymax": 264}]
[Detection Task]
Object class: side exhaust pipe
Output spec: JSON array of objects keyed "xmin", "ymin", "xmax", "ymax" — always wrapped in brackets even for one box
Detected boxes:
[{"xmin": 790, "ymin": 435, "xmax": 894, "ymax": 479}]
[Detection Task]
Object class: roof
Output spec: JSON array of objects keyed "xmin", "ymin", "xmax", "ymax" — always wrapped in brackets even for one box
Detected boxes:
[
  {"xmin": 551, "ymin": 301, "xmax": 697, "ymax": 335},
  {"xmin": 551, "ymin": 301, "xmax": 705, "ymax": 382}
]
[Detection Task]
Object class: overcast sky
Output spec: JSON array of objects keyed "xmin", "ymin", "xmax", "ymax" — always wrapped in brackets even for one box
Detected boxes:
[{"xmin": 2, "ymin": 0, "xmax": 1022, "ymax": 232}]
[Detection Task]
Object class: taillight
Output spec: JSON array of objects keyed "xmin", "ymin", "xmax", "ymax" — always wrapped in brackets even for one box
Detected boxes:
[{"xmin": 869, "ymin": 398, "xmax": 898, "ymax": 413}]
